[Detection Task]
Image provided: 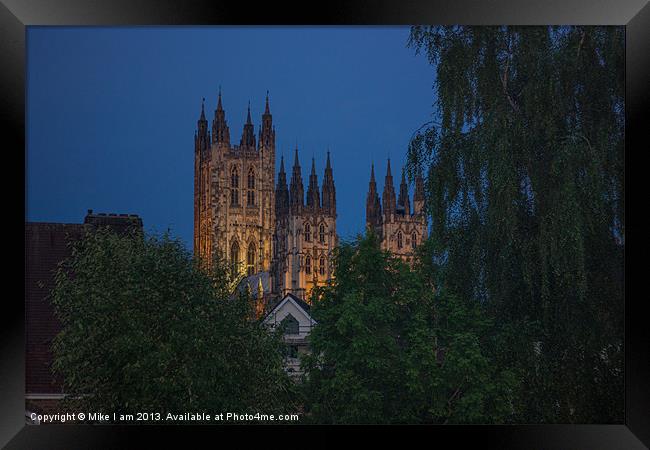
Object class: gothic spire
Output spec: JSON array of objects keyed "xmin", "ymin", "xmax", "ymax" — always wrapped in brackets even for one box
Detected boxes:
[
  {"xmin": 195, "ymin": 97, "xmax": 209, "ymax": 156},
  {"xmin": 212, "ymin": 88, "xmax": 229, "ymax": 145},
  {"xmin": 289, "ymin": 146, "xmax": 304, "ymax": 213},
  {"xmin": 275, "ymin": 155, "xmax": 289, "ymax": 215},
  {"xmin": 322, "ymin": 150, "xmax": 336, "ymax": 216},
  {"xmin": 265, "ymin": 90, "xmax": 270, "ymax": 114},
  {"xmin": 398, "ymin": 170, "xmax": 410, "ymax": 215},
  {"xmin": 260, "ymin": 91, "xmax": 274, "ymax": 149},
  {"xmin": 307, "ymin": 158, "xmax": 320, "ymax": 210},
  {"xmin": 382, "ymin": 158, "xmax": 397, "ymax": 218},
  {"xmin": 366, "ymin": 163, "xmax": 381, "ymax": 227},
  {"xmin": 240, "ymin": 101, "xmax": 256, "ymax": 149}
]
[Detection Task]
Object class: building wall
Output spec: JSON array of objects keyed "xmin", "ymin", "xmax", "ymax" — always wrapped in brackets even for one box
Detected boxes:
[
  {"xmin": 276, "ymin": 211, "xmax": 337, "ymax": 300},
  {"xmin": 25, "ymin": 212, "xmax": 143, "ymax": 417}
]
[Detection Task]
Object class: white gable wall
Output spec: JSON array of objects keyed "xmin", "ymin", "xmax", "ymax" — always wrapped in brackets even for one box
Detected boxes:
[{"xmin": 263, "ymin": 296, "xmax": 316, "ymax": 341}]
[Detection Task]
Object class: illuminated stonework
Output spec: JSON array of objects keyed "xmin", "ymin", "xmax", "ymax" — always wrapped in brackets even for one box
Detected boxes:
[
  {"xmin": 194, "ymin": 91, "xmax": 337, "ymax": 302},
  {"xmin": 365, "ymin": 160, "xmax": 428, "ymax": 263}
]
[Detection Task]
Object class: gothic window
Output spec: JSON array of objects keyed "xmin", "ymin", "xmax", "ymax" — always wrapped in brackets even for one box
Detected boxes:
[
  {"xmin": 319, "ymin": 257, "xmax": 325, "ymax": 275},
  {"xmin": 411, "ymin": 231, "xmax": 417, "ymax": 249},
  {"xmin": 304, "ymin": 223, "xmax": 311, "ymax": 242},
  {"xmin": 397, "ymin": 231, "xmax": 403, "ymax": 249},
  {"xmin": 305, "ymin": 255, "xmax": 312, "ymax": 275},
  {"xmin": 247, "ymin": 168, "xmax": 255, "ymax": 206},
  {"xmin": 281, "ymin": 314, "xmax": 299, "ymax": 335},
  {"xmin": 231, "ymin": 167, "xmax": 239, "ymax": 206},
  {"xmin": 230, "ymin": 241, "xmax": 240, "ymax": 272},
  {"xmin": 319, "ymin": 224, "xmax": 325, "ymax": 243},
  {"xmin": 247, "ymin": 242, "xmax": 256, "ymax": 276}
]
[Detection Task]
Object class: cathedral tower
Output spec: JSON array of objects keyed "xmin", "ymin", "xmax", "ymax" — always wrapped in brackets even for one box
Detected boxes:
[
  {"xmin": 194, "ymin": 91, "xmax": 276, "ymax": 279},
  {"xmin": 195, "ymin": 90, "xmax": 338, "ymax": 306},
  {"xmin": 365, "ymin": 160, "xmax": 428, "ymax": 263},
  {"xmin": 273, "ymin": 148, "xmax": 338, "ymax": 301}
]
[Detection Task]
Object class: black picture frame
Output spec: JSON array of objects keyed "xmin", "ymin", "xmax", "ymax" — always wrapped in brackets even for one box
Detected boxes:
[{"xmin": 4, "ymin": 0, "xmax": 647, "ymax": 448}]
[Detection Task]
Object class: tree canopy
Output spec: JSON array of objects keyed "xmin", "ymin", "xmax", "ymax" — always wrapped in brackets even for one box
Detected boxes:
[
  {"xmin": 301, "ymin": 232, "xmax": 516, "ymax": 424},
  {"xmin": 406, "ymin": 26, "xmax": 624, "ymax": 422},
  {"xmin": 52, "ymin": 228, "xmax": 297, "ymax": 420}
]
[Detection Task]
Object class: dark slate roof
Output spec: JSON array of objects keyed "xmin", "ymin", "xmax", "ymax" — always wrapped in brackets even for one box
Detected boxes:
[
  {"xmin": 236, "ymin": 271, "xmax": 272, "ymax": 299},
  {"xmin": 264, "ymin": 292, "xmax": 311, "ymax": 320},
  {"xmin": 286, "ymin": 292, "xmax": 311, "ymax": 313},
  {"xmin": 25, "ymin": 212, "xmax": 143, "ymax": 395}
]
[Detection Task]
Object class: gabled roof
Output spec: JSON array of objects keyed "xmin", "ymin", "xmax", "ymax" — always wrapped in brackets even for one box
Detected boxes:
[{"xmin": 263, "ymin": 292, "xmax": 313, "ymax": 323}]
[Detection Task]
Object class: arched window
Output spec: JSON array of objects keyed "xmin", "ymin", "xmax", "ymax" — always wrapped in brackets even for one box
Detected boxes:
[
  {"xmin": 411, "ymin": 231, "xmax": 417, "ymax": 249},
  {"xmin": 230, "ymin": 241, "xmax": 240, "ymax": 272},
  {"xmin": 397, "ymin": 231, "xmax": 403, "ymax": 249},
  {"xmin": 304, "ymin": 223, "xmax": 311, "ymax": 242},
  {"xmin": 231, "ymin": 167, "xmax": 239, "ymax": 206},
  {"xmin": 247, "ymin": 242, "xmax": 256, "ymax": 276},
  {"xmin": 281, "ymin": 314, "xmax": 299, "ymax": 335},
  {"xmin": 247, "ymin": 168, "xmax": 255, "ymax": 206},
  {"xmin": 319, "ymin": 224, "xmax": 325, "ymax": 243},
  {"xmin": 305, "ymin": 255, "xmax": 312, "ymax": 275},
  {"xmin": 319, "ymin": 257, "xmax": 325, "ymax": 275}
]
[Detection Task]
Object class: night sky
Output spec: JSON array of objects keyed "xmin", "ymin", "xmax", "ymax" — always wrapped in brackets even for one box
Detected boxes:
[{"xmin": 26, "ymin": 26, "xmax": 437, "ymax": 250}]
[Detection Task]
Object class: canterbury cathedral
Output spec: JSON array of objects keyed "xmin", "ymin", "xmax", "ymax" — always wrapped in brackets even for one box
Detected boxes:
[
  {"xmin": 365, "ymin": 159, "xmax": 428, "ymax": 263},
  {"xmin": 193, "ymin": 91, "xmax": 337, "ymax": 305}
]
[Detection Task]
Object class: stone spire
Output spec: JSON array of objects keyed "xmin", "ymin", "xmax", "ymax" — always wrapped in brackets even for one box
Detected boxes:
[
  {"xmin": 259, "ymin": 90, "xmax": 275, "ymax": 149},
  {"xmin": 366, "ymin": 163, "xmax": 381, "ymax": 227},
  {"xmin": 398, "ymin": 170, "xmax": 410, "ymax": 215},
  {"xmin": 306, "ymin": 158, "xmax": 321, "ymax": 210},
  {"xmin": 289, "ymin": 146, "xmax": 304, "ymax": 213},
  {"xmin": 195, "ymin": 97, "xmax": 209, "ymax": 156},
  {"xmin": 321, "ymin": 151, "xmax": 336, "ymax": 217},
  {"xmin": 382, "ymin": 158, "xmax": 397, "ymax": 219},
  {"xmin": 275, "ymin": 155, "xmax": 289, "ymax": 215},
  {"xmin": 212, "ymin": 88, "xmax": 230, "ymax": 145},
  {"xmin": 240, "ymin": 101, "xmax": 256, "ymax": 149}
]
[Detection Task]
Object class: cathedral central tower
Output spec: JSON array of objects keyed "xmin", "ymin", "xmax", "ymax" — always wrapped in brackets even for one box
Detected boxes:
[
  {"xmin": 194, "ymin": 91, "xmax": 276, "ymax": 277},
  {"xmin": 194, "ymin": 91, "xmax": 337, "ymax": 303}
]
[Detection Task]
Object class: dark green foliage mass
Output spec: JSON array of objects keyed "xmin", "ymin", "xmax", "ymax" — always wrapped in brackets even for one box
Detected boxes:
[
  {"xmin": 406, "ymin": 26, "xmax": 624, "ymax": 423},
  {"xmin": 52, "ymin": 228, "xmax": 297, "ymax": 419},
  {"xmin": 301, "ymin": 232, "xmax": 516, "ymax": 424}
]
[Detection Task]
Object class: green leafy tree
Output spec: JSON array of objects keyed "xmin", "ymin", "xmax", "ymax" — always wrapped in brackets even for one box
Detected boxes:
[
  {"xmin": 52, "ymin": 227, "xmax": 297, "ymax": 420},
  {"xmin": 407, "ymin": 26, "xmax": 624, "ymax": 422},
  {"xmin": 301, "ymin": 231, "xmax": 515, "ymax": 424}
]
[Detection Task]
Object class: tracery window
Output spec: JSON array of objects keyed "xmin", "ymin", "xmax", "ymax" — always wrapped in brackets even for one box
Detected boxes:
[
  {"xmin": 319, "ymin": 257, "xmax": 325, "ymax": 275},
  {"xmin": 231, "ymin": 167, "xmax": 239, "ymax": 206},
  {"xmin": 319, "ymin": 224, "xmax": 325, "ymax": 243},
  {"xmin": 411, "ymin": 231, "xmax": 417, "ymax": 249},
  {"xmin": 247, "ymin": 168, "xmax": 255, "ymax": 206},
  {"xmin": 305, "ymin": 255, "xmax": 312, "ymax": 275},
  {"xmin": 230, "ymin": 241, "xmax": 240, "ymax": 272},
  {"xmin": 397, "ymin": 231, "xmax": 403, "ymax": 249},
  {"xmin": 304, "ymin": 223, "xmax": 312, "ymax": 242}
]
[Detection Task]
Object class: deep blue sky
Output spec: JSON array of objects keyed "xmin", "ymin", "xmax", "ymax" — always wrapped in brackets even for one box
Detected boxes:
[{"xmin": 27, "ymin": 26, "xmax": 436, "ymax": 250}]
